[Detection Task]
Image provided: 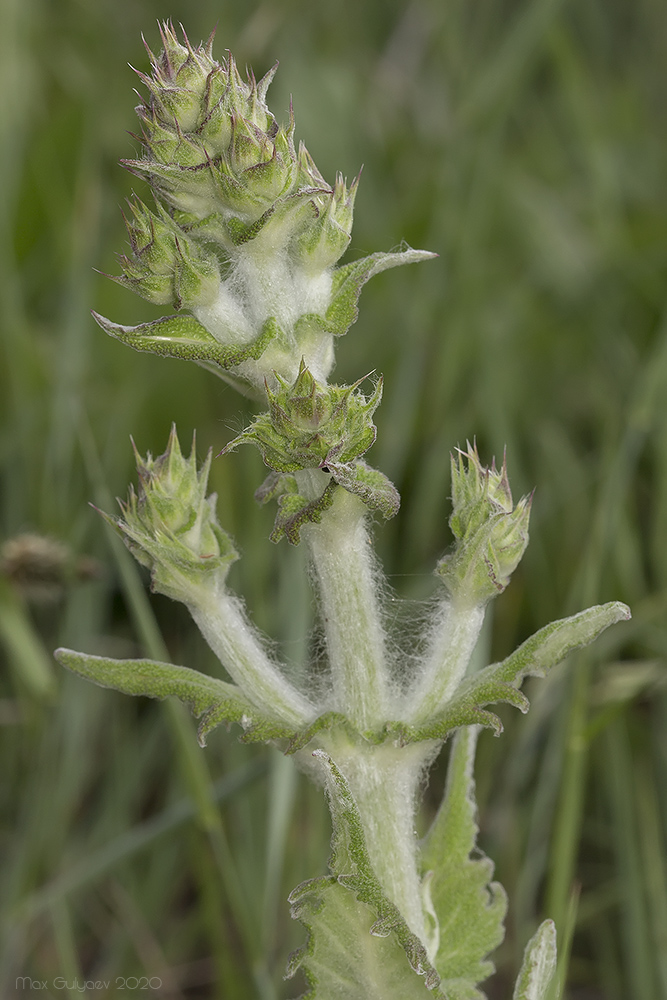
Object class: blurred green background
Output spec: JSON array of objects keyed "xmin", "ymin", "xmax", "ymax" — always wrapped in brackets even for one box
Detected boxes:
[{"xmin": 1, "ymin": 0, "xmax": 667, "ymax": 997}]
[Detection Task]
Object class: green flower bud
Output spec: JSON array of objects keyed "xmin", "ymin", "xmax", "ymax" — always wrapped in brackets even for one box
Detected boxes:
[
  {"xmin": 223, "ymin": 361, "xmax": 382, "ymax": 473},
  {"xmin": 124, "ymin": 22, "xmax": 297, "ymax": 225},
  {"xmin": 103, "ymin": 426, "xmax": 238, "ymax": 602},
  {"xmin": 436, "ymin": 443, "xmax": 531, "ymax": 606},
  {"xmin": 114, "ymin": 199, "xmax": 221, "ymax": 309},
  {"xmin": 294, "ymin": 164, "xmax": 360, "ymax": 275}
]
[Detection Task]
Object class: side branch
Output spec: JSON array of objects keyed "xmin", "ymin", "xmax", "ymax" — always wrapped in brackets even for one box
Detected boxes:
[
  {"xmin": 301, "ymin": 483, "xmax": 391, "ymax": 731},
  {"xmin": 188, "ymin": 588, "xmax": 317, "ymax": 728}
]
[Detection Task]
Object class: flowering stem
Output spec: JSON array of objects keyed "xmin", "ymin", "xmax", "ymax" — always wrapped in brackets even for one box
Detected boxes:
[{"xmin": 62, "ymin": 26, "xmax": 633, "ymax": 999}]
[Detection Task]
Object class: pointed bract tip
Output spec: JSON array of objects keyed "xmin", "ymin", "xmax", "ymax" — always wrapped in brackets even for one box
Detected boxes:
[
  {"xmin": 205, "ymin": 24, "xmax": 218, "ymax": 56},
  {"xmin": 178, "ymin": 22, "xmax": 193, "ymax": 52},
  {"xmin": 167, "ymin": 420, "xmax": 180, "ymax": 445}
]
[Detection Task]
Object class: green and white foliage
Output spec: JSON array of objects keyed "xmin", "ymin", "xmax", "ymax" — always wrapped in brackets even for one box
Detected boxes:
[
  {"xmin": 54, "ymin": 648, "xmax": 295, "ymax": 747},
  {"xmin": 59, "ymin": 429, "xmax": 628, "ymax": 998},
  {"xmin": 99, "ymin": 424, "xmax": 238, "ymax": 604},
  {"xmin": 59, "ymin": 22, "xmax": 632, "ymax": 1000},
  {"xmin": 224, "ymin": 361, "xmax": 400, "ymax": 540}
]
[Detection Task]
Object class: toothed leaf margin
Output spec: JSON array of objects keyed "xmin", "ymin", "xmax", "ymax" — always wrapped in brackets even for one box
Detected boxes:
[{"xmin": 421, "ymin": 727, "xmax": 506, "ymax": 998}]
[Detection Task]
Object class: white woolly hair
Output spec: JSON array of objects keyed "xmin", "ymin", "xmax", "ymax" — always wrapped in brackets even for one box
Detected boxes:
[
  {"xmin": 382, "ymin": 585, "xmax": 440, "ymax": 703},
  {"xmin": 300, "ymin": 500, "xmax": 398, "ymax": 716},
  {"xmin": 404, "ymin": 590, "xmax": 452, "ymax": 688}
]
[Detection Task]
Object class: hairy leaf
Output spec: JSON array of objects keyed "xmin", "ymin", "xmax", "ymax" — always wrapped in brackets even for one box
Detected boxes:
[
  {"xmin": 92, "ymin": 311, "xmax": 281, "ymax": 370},
  {"xmin": 287, "ymin": 751, "xmax": 444, "ymax": 999},
  {"xmin": 513, "ymin": 921, "xmax": 557, "ymax": 1000},
  {"xmin": 421, "ymin": 727, "xmax": 506, "ymax": 998},
  {"xmin": 270, "ymin": 478, "xmax": 338, "ymax": 544},
  {"xmin": 285, "ymin": 712, "xmax": 350, "ymax": 753},
  {"xmin": 485, "ymin": 601, "xmax": 630, "ymax": 686},
  {"xmin": 55, "ymin": 648, "xmax": 295, "ymax": 746},
  {"xmin": 328, "ymin": 461, "xmax": 401, "ymax": 519},
  {"xmin": 256, "ymin": 463, "xmax": 399, "ymax": 545},
  {"xmin": 324, "ymin": 248, "xmax": 437, "ymax": 337},
  {"xmin": 392, "ymin": 601, "xmax": 631, "ymax": 744}
]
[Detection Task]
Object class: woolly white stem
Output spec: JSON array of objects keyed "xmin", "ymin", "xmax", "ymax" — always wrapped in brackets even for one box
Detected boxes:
[
  {"xmin": 331, "ymin": 740, "xmax": 436, "ymax": 941},
  {"xmin": 188, "ymin": 588, "xmax": 317, "ymax": 728},
  {"xmin": 405, "ymin": 599, "xmax": 486, "ymax": 723},
  {"xmin": 301, "ymin": 481, "xmax": 391, "ymax": 730}
]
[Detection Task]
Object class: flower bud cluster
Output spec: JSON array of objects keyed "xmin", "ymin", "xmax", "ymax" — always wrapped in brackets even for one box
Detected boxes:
[
  {"xmin": 437, "ymin": 443, "xmax": 531, "ymax": 606},
  {"xmin": 95, "ymin": 22, "xmax": 437, "ymax": 393},
  {"xmin": 129, "ymin": 26, "xmax": 295, "ymax": 226},
  {"xmin": 123, "ymin": 22, "xmax": 358, "ymax": 281},
  {"xmin": 106, "ymin": 426, "xmax": 237, "ymax": 602},
  {"xmin": 224, "ymin": 361, "xmax": 382, "ymax": 472},
  {"xmin": 115, "ymin": 199, "xmax": 221, "ymax": 309}
]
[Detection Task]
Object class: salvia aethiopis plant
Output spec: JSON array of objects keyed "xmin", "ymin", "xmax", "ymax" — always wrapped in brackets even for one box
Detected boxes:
[{"xmin": 56, "ymin": 23, "xmax": 630, "ymax": 1000}]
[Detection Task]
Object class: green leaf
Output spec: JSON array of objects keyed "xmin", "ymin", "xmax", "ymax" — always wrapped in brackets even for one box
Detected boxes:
[
  {"xmin": 269, "ymin": 478, "xmax": 339, "ymax": 544},
  {"xmin": 92, "ymin": 311, "xmax": 281, "ymax": 370},
  {"xmin": 254, "ymin": 470, "xmax": 287, "ymax": 506},
  {"xmin": 285, "ymin": 711, "xmax": 350, "ymax": 753},
  {"xmin": 513, "ymin": 921, "xmax": 557, "ymax": 1000},
  {"xmin": 285, "ymin": 712, "xmax": 401, "ymax": 754},
  {"xmin": 324, "ymin": 248, "xmax": 437, "ymax": 338},
  {"xmin": 486, "ymin": 601, "xmax": 631, "ymax": 686},
  {"xmin": 225, "ymin": 206, "xmax": 275, "ymax": 245},
  {"xmin": 421, "ymin": 727, "xmax": 506, "ymax": 998},
  {"xmin": 55, "ymin": 648, "xmax": 296, "ymax": 747},
  {"xmin": 256, "ymin": 463, "xmax": 399, "ymax": 545},
  {"xmin": 222, "ymin": 362, "xmax": 383, "ymax": 473},
  {"xmin": 328, "ymin": 461, "xmax": 401, "ymax": 519},
  {"xmin": 392, "ymin": 601, "xmax": 631, "ymax": 744},
  {"xmin": 287, "ymin": 751, "xmax": 444, "ymax": 1000}
]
